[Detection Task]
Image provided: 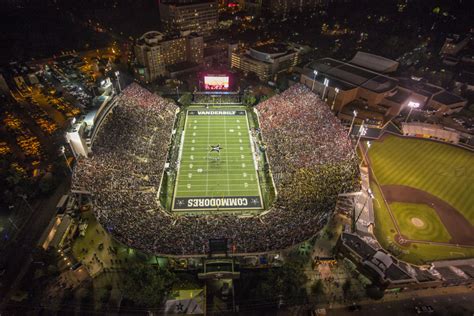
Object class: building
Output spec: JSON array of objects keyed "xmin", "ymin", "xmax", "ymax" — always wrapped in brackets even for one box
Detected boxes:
[
  {"xmin": 134, "ymin": 31, "xmax": 204, "ymax": 82},
  {"xmin": 338, "ymin": 233, "xmax": 474, "ymax": 290},
  {"xmin": 242, "ymin": 0, "xmax": 325, "ymax": 17},
  {"xmin": 440, "ymin": 34, "xmax": 472, "ymax": 57},
  {"xmin": 230, "ymin": 43, "xmax": 301, "ymax": 81},
  {"xmin": 0, "ymin": 73, "xmax": 10, "ymax": 95},
  {"xmin": 349, "ymin": 52, "xmax": 399, "ymax": 74},
  {"xmin": 301, "ymin": 55, "xmax": 467, "ymax": 118},
  {"xmin": 301, "ymin": 57, "xmax": 402, "ymax": 116},
  {"xmin": 159, "ymin": 0, "xmax": 219, "ymax": 34},
  {"xmin": 398, "ymin": 77, "xmax": 467, "ymax": 114}
]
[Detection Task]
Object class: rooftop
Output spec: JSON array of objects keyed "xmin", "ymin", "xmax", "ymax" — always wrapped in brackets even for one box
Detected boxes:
[
  {"xmin": 432, "ymin": 91, "xmax": 466, "ymax": 105},
  {"xmin": 305, "ymin": 58, "xmax": 398, "ymax": 93},
  {"xmin": 397, "ymin": 77, "xmax": 443, "ymax": 97}
]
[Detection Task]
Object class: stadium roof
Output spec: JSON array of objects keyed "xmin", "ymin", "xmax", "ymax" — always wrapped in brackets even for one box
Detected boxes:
[
  {"xmin": 305, "ymin": 58, "xmax": 398, "ymax": 93},
  {"xmin": 432, "ymin": 91, "xmax": 465, "ymax": 105},
  {"xmin": 397, "ymin": 77, "xmax": 443, "ymax": 98},
  {"xmin": 350, "ymin": 51, "xmax": 399, "ymax": 73}
]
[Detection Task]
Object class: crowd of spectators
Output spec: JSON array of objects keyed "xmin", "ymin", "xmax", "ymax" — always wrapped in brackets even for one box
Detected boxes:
[{"xmin": 73, "ymin": 83, "xmax": 359, "ymax": 255}]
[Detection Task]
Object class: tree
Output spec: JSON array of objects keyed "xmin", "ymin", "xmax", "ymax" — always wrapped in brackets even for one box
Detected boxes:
[
  {"xmin": 253, "ymin": 262, "xmax": 308, "ymax": 305},
  {"xmin": 121, "ymin": 263, "xmax": 176, "ymax": 308},
  {"xmin": 179, "ymin": 92, "xmax": 193, "ymax": 106},
  {"xmin": 342, "ymin": 279, "xmax": 352, "ymax": 298},
  {"xmin": 39, "ymin": 172, "xmax": 54, "ymax": 194},
  {"xmin": 311, "ymin": 279, "xmax": 324, "ymax": 295},
  {"xmin": 365, "ymin": 284, "xmax": 385, "ymax": 300}
]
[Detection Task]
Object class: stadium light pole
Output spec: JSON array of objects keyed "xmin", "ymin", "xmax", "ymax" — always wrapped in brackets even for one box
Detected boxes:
[
  {"xmin": 332, "ymin": 87, "xmax": 339, "ymax": 111},
  {"xmin": 360, "ymin": 141, "xmax": 371, "ymax": 167},
  {"xmin": 355, "ymin": 123, "xmax": 367, "ymax": 151},
  {"xmin": 59, "ymin": 146, "xmax": 73, "ymax": 173},
  {"xmin": 405, "ymin": 101, "xmax": 420, "ymax": 123},
  {"xmin": 322, "ymin": 78, "xmax": 329, "ymax": 101},
  {"xmin": 348, "ymin": 110, "xmax": 358, "ymax": 136},
  {"xmin": 311, "ymin": 70, "xmax": 318, "ymax": 92}
]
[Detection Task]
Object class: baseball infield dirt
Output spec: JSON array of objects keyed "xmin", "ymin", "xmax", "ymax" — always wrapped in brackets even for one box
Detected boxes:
[{"xmin": 381, "ymin": 185, "xmax": 474, "ymax": 245}]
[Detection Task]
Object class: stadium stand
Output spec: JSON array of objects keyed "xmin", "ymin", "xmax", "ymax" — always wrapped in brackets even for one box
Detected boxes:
[{"xmin": 72, "ymin": 84, "xmax": 359, "ymax": 255}]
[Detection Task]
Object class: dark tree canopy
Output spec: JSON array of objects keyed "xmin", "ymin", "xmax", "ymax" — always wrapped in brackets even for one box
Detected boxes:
[{"xmin": 122, "ymin": 263, "xmax": 176, "ymax": 308}]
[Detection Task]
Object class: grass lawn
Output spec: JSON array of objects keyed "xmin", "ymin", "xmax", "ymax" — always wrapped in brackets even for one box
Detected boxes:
[
  {"xmin": 173, "ymin": 107, "xmax": 263, "ymax": 212},
  {"xmin": 369, "ymin": 135, "xmax": 474, "ymax": 224},
  {"xmin": 390, "ymin": 202, "xmax": 451, "ymax": 243}
]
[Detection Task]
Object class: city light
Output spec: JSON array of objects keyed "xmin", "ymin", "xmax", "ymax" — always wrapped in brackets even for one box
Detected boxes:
[
  {"xmin": 311, "ymin": 70, "xmax": 318, "ymax": 92},
  {"xmin": 405, "ymin": 101, "xmax": 421, "ymax": 123},
  {"xmin": 349, "ymin": 110, "xmax": 358, "ymax": 136}
]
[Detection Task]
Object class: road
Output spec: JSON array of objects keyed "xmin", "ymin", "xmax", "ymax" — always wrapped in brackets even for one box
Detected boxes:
[{"xmin": 327, "ymin": 290, "xmax": 474, "ymax": 316}]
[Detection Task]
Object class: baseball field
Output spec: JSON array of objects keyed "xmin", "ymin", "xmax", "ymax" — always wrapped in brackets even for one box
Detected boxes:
[{"xmin": 367, "ymin": 134, "xmax": 474, "ymax": 264}]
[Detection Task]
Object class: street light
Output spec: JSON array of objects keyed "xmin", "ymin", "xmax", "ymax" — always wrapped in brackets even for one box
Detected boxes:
[
  {"xmin": 59, "ymin": 146, "xmax": 73, "ymax": 173},
  {"xmin": 405, "ymin": 101, "xmax": 420, "ymax": 123},
  {"xmin": 348, "ymin": 110, "xmax": 358, "ymax": 136},
  {"xmin": 355, "ymin": 122, "xmax": 367, "ymax": 150},
  {"xmin": 332, "ymin": 87, "xmax": 340, "ymax": 111},
  {"xmin": 311, "ymin": 70, "xmax": 318, "ymax": 92},
  {"xmin": 322, "ymin": 78, "xmax": 329, "ymax": 101}
]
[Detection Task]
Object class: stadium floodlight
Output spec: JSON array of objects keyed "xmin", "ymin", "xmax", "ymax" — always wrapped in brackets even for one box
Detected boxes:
[
  {"xmin": 405, "ymin": 101, "xmax": 420, "ymax": 123},
  {"xmin": 332, "ymin": 87, "xmax": 340, "ymax": 110},
  {"xmin": 355, "ymin": 122, "xmax": 367, "ymax": 150},
  {"xmin": 311, "ymin": 70, "xmax": 318, "ymax": 92},
  {"xmin": 322, "ymin": 78, "xmax": 330, "ymax": 101},
  {"xmin": 348, "ymin": 110, "xmax": 358, "ymax": 136},
  {"xmin": 361, "ymin": 141, "xmax": 371, "ymax": 167}
]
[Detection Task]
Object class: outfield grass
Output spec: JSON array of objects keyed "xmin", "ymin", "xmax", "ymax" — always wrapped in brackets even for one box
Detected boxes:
[
  {"xmin": 398, "ymin": 243, "xmax": 474, "ymax": 265},
  {"xmin": 390, "ymin": 202, "xmax": 451, "ymax": 243},
  {"xmin": 369, "ymin": 135, "xmax": 474, "ymax": 264},
  {"xmin": 172, "ymin": 107, "xmax": 263, "ymax": 212},
  {"xmin": 369, "ymin": 135, "xmax": 474, "ymax": 224}
]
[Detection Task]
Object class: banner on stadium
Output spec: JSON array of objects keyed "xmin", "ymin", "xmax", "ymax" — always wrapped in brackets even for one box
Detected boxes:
[
  {"xmin": 173, "ymin": 196, "xmax": 262, "ymax": 210},
  {"xmin": 188, "ymin": 110, "xmax": 246, "ymax": 116}
]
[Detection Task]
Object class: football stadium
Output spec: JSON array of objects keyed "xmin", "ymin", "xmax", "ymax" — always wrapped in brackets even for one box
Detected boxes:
[{"xmin": 72, "ymin": 81, "xmax": 359, "ymax": 256}]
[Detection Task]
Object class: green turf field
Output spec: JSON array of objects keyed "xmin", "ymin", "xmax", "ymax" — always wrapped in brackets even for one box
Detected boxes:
[
  {"xmin": 369, "ymin": 135, "xmax": 474, "ymax": 224},
  {"xmin": 390, "ymin": 202, "xmax": 451, "ymax": 243},
  {"xmin": 172, "ymin": 108, "xmax": 263, "ymax": 212},
  {"xmin": 369, "ymin": 135, "xmax": 474, "ymax": 264}
]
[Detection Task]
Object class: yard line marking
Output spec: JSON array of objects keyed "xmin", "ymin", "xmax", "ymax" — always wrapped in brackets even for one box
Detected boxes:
[
  {"xmin": 206, "ymin": 115, "xmax": 210, "ymax": 195},
  {"xmin": 224, "ymin": 115, "xmax": 230, "ymax": 195}
]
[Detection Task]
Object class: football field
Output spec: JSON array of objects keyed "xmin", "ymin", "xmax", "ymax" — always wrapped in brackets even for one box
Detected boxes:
[{"xmin": 172, "ymin": 108, "xmax": 263, "ymax": 212}]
